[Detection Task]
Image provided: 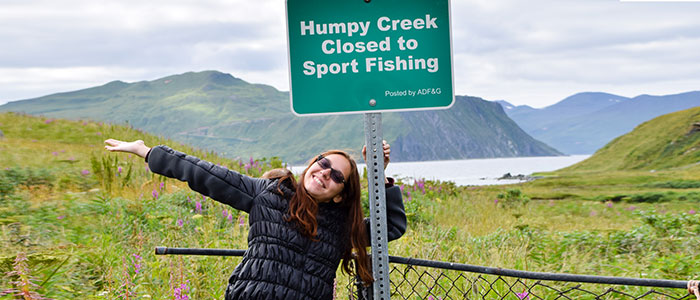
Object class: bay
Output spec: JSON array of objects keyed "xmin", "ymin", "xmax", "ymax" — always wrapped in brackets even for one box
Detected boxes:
[{"xmin": 292, "ymin": 155, "xmax": 590, "ymax": 186}]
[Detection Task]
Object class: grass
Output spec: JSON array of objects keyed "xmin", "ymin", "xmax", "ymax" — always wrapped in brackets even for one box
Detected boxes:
[{"xmin": 1, "ymin": 111, "xmax": 699, "ymax": 299}]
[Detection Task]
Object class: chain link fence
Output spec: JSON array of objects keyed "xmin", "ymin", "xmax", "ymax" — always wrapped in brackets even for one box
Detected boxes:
[
  {"xmin": 352, "ymin": 256, "xmax": 695, "ymax": 300},
  {"xmin": 154, "ymin": 247, "xmax": 695, "ymax": 300}
]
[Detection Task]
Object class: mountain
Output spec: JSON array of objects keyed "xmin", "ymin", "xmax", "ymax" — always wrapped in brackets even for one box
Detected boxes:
[
  {"xmin": 499, "ymin": 91, "xmax": 700, "ymax": 155},
  {"xmin": 563, "ymin": 106, "xmax": 700, "ymax": 172},
  {"xmin": 0, "ymin": 70, "xmax": 561, "ymax": 163}
]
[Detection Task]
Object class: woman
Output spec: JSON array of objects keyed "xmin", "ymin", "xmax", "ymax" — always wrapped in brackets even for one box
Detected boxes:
[{"xmin": 104, "ymin": 139, "xmax": 406, "ymax": 300}]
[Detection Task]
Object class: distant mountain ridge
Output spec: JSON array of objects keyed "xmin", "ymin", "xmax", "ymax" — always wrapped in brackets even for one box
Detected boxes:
[
  {"xmin": 498, "ymin": 91, "xmax": 700, "ymax": 154},
  {"xmin": 0, "ymin": 70, "xmax": 561, "ymax": 163}
]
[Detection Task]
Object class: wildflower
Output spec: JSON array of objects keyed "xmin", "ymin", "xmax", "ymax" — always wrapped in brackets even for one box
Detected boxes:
[
  {"xmin": 44, "ymin": 119, "xmax": 53, "ymax": 124},
  {"xmin": 152, "ymin": 189, "xmax": 159, "ymax": 199},
  {"xmin": 57, "ymin": 215, "xmax": 65, "ymax": 220},
  {"xmin": 132, "ymin": 254, "xmax": 142, "ymax": 274},
  {"xmin": 223, "ymin": 209, "xmax": 229, "ymax": 219},
  {"xmin": 195, "ymin": 201, "xmax": 202, "ymax": 213},
  {"xmin": 81, "ymin": 169, "xmax": 90, "ymax": 175},
  {"xmin": 51, "ymin": 151, "xmax": 58, "ymax": 156},
  {"xmin": 516, "ymin": 291, "xmax": 530, "ymax": 300},
  {"xmin": 590, "ymin": 211, "xmax": 598, "ymax": 216},
  {"xmin": 160, "ymin": 182, "xmax": 165, "ymax": 190},
  {"xmin": 626, "ymin": 206, "xmax": 637, "ymax": 211},
  {"xmin": 690, "ymin": 209, "xmax": 696, "ymax": 215},
  {"xmin": 173, "ymin": 281, "xmax": 190, "ymax": 300},
  {"xmin": 96, "ymin": 132, "xmax": 102, "ymax": 136},
  {"xmin": 494, "ymin": 198, "xmax": 499, "ymax": 205},
  {"xmin": 606, "ymin": 201, "xmax": 613, "ymax": 208},
  {"xmin": 399, "ymin": 184, "xmax": 404, "ymax": 192},
  {"xmin": 227, "ymin": 213, "xmax": 233, "ymax": 222},
  {"xmin": 239, "ymin": 215, "xmax": 245, "ymax": 227},
  {"xmin": 177, "ymin": 219, "xmax": 184, "ymax": 227},
  {"xmin": 117, "ymin": 166, "xmax": 122, "ymax": 174}
]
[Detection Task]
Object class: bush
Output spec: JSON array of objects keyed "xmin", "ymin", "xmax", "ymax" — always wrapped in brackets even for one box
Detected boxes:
[
  {"xmin": 497, "ymin": 188, "xmax": 530, "ymax": 209},
  {"xmin": 642, "ymin": 180, "xmax": 700, "ymax": 189}
]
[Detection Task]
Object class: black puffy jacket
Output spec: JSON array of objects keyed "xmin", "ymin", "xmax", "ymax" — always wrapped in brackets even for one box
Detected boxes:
[{"xmin": 147, "ymin": 146, "xmax": 407, "ymax": 300}]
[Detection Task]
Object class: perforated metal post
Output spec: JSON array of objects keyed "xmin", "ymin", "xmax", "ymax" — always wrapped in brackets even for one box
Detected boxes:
[{"xmin": 364, "ymin": 112, "xmax": 391, "ymax": 300}]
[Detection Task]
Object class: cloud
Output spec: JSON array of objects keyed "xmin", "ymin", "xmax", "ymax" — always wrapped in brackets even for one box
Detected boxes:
[{"xmin": 1, "ymin": 0, "xmax": 700, "ymax": 107}]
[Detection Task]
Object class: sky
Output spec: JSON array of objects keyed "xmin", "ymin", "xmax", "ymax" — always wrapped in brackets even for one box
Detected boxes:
[{"xmin": 1, "ymin": 0, "xmax": 699, "ymax": 108}]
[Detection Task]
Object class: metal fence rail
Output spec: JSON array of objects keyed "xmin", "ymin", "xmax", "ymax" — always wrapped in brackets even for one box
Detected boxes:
[{"xmin": 154, "ymin": 247, "xmax": 695, "ymax": 299}]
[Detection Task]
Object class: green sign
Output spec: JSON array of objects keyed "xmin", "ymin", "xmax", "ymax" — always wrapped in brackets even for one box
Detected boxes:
[{"xmin": 286, "ymin": 0, "xmax": 454, "ymax": 116}]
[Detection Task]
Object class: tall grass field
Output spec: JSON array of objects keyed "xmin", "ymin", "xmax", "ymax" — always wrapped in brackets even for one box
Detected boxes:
[{"xmin": 1, "ymin": 111, "xmax": 699, "ymax": 299}]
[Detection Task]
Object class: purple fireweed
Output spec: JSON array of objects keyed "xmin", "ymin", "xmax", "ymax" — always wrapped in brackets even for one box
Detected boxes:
[
  {"xmin": 606, "ymin": 202, "xmax": 613, "ymax": 208},
  {"xmin": 57, "ymin": 215, "xmax": 65, "ymax": 220},
  {"xmin": 227, "ymin": 213, "xmax": 233, "ymax": 222},
  {"xmin": 81, "ymin": 169, "xmax": 90, "ymax": 176},
  {"xmin": 516, "ymin": 291, "xmax": 530, "ymax": 300},
  {"xmin": 177, "ymin": 219, "xmax": 184, "ymax": 227},
  {"xmin": 118, "ymin": 166, "xmax": 122, "ymax": 174},
  {"xmin": 239, "ymin": 215, "xmax": 245, "ymax": 227},
  {"xmin": 160, "ymin": 182, "xmax": 165, "ymax": 190},
  {"xmin": 132, "ymin": 254, "xmax": 142, "ymax": 274},
  {"xmin": 195, "ymin": 201, "xmax": 202, "ymax": 213},
  {"xmin": 173, "ymin": 281, "xmax": 190, "ymax": 300},
  {"xmin": 690, "ymin": 209, "xmax": 696, "ymax": 215},
  {"xmin": 152, "ymin": 189, "xmax": 159, "ymax": 199},
  {"xmin": 626, "ymin": 206, "xmax": 637, "ymax": 211},
  {"xmin": 51, "ymin": 151, "xmax": 58, "ymax": 156}
]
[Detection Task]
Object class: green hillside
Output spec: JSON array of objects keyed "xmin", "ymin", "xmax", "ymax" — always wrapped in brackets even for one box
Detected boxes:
[
  {"xmin": 0, "ymin": 71, "xmax": 560, "ymax": 163},
  {"xmin": 1, "ymin": 112, "xmax": 697, "ymax": 299},
  {"xmin": 563, "ymin": 106, "xmax": 700, "ymax": 172}
]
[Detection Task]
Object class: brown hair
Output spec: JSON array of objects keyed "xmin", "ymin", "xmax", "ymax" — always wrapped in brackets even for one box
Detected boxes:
[
  {"xmin": 285, "ymin": 150, "xmax": 373, "ymax": 284},
  {"xmin": 261, "ymin": 168, "xmax": 297, "ymax": 195}
]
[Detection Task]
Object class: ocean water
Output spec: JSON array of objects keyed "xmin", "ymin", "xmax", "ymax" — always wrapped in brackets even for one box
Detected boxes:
[{"xmin": 292, "ymin": 155, "xmax": 590, "ymax": 186}]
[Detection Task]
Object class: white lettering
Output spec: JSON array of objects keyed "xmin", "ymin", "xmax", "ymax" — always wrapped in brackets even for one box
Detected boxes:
[{"xmin": 301, "ymin": 21, "xmax": 315, "ymax": 35}]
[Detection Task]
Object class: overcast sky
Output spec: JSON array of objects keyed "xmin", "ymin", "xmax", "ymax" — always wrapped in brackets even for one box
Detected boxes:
[{"xmin": 1, "ymin": 0, "xmax": 699, "ymax": 108}]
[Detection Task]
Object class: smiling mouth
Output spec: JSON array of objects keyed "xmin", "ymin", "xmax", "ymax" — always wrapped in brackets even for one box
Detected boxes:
[{"xmin": 313, "ymin": 175, "xmax": 325, "ymax": 188}]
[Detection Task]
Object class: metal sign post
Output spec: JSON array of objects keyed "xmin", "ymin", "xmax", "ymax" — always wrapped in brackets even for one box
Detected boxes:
[{"xmin": 364, "ymin": 112, "xmax": 390, "ymax": 299}]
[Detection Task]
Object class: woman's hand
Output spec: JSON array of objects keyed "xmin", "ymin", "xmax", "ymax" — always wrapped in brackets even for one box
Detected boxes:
[
  {"xmin": 104, "ymin": 139, "xmax": 151, "ymax": 158},
  {"xmin": 362, "ymin": 140, "xmax": 391, "ymax": 170}
]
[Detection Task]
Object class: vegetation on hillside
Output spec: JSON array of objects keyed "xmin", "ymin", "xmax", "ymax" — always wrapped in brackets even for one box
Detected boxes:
[
  {"xmin": 0, "ymin": 70, "xmax": 561, "ymax": 164},
  {"xmin": 1, "ymin": 112, "xmax": 697, "ymax": 299}
]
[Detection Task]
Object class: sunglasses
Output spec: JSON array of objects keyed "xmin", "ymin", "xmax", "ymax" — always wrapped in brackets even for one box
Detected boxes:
[{"xmin": 315, "ymin": 155, "xmax": 346, "ymax": 184}]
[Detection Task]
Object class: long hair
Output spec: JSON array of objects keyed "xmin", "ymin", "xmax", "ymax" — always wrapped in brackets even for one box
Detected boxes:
[{"xmin": 285, "ymin": 150, "xmax": 373, "ymax": 284}]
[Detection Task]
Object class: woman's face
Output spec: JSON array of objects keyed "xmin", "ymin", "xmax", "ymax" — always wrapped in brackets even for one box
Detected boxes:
[{"xmin": 303, "ymin": 154, "xmax": 351, "ymax": 203}]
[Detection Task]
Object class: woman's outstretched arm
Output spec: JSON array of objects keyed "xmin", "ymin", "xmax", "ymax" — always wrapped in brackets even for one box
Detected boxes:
[{"xmin": 104, "ymin": 139, "xmax": 265, "ymax": 213}]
